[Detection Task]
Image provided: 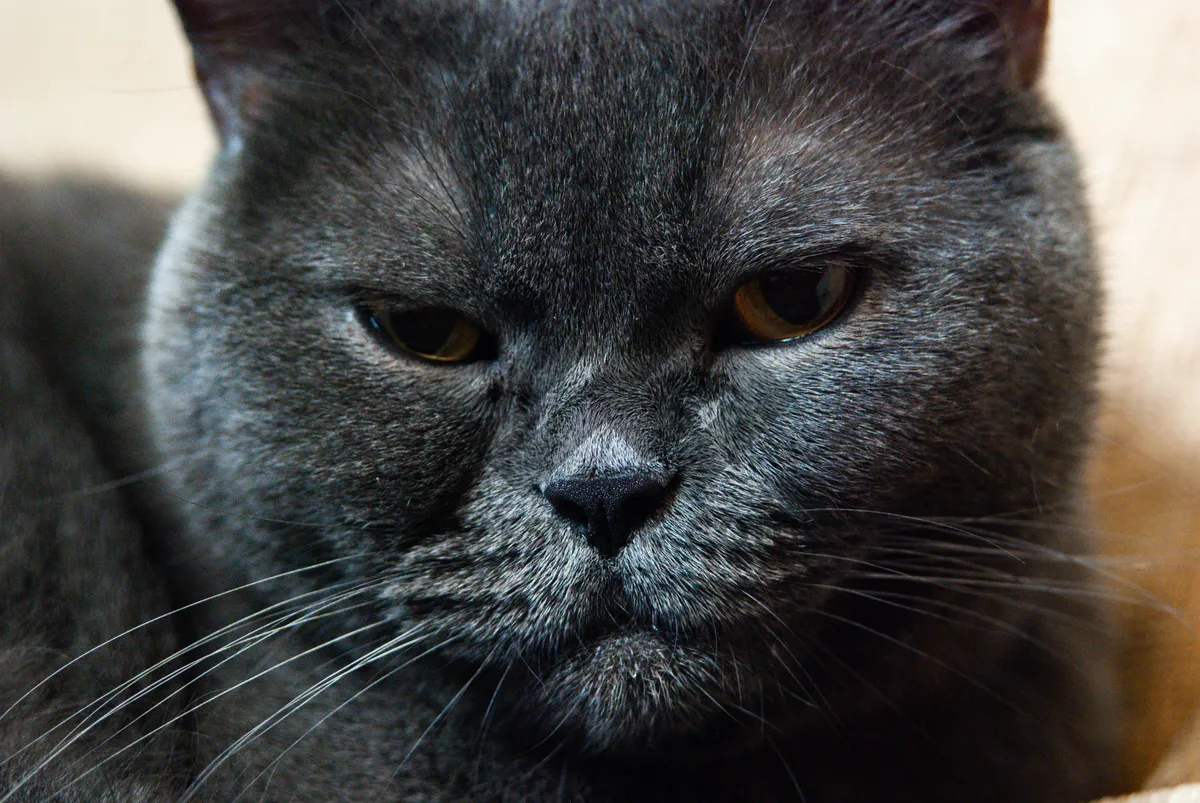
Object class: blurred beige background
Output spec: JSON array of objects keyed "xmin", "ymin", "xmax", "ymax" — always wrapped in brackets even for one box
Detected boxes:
[{"xmin": 1, "ymin": 0, "xmax": 1199, "ymax": 795}]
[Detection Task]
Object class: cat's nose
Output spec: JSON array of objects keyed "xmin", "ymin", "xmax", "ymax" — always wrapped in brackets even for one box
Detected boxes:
[{"xmin": 543, "ymin": 471, "xmax": 668, "ymax": 558}]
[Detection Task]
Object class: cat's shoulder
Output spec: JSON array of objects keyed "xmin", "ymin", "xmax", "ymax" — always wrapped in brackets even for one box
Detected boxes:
[
  {"xmin": 0, "ymin": 174, "xmax": 189, "ymax": 801},
  {"xmin": 0, "ymin": 173, "xmax": 179, "ymax": 461}
]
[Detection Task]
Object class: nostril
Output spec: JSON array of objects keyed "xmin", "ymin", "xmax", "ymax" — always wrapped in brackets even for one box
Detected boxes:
[
  {"xmin": 620, "ymin": 486, "xmax": 666, "ymax": 529},
  {"xmin": 547, "ymin": 494, "xmax": 590, "ymax": 528}
]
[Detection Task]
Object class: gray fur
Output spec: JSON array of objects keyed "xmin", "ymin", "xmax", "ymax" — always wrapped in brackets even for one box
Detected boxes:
[{"xmin": 2, "ymin": 1, "xmax": 1118, "ymax": 800}]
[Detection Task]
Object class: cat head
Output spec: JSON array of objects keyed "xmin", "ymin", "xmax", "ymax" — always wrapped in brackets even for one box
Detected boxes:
[{"xmin": 146, "ymin": 0, "xmax": 1095, "ymax": 753}]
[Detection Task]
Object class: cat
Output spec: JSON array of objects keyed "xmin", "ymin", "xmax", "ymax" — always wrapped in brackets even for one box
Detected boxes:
[{"xmin": 0, "ymin": 0, "xmax": 1121, "ymax": 800}]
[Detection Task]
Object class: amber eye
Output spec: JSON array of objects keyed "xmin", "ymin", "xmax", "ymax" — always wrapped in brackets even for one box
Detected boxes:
[
  {"xmin": 362, "ymin": 306, "xmax": 488, "ymax": 363},
  {"xmin": 729, "ymin": 263, "xmax": 855, "ymax": 344}
]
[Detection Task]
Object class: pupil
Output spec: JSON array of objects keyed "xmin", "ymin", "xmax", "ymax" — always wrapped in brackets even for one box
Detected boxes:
[
  {"xmin": 390, "ymin": 309, "xmax": 457, "ymax": 355},
  {"xmin": 761, "ymin": 270, "xmax": 825, "ymax": 324}
]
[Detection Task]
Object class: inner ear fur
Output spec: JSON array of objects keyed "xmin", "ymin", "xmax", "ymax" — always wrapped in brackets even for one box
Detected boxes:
[
  {"xmin": 959, "ymin": 0, "xmax": 1052, "ymax": 90},
  {"xmin": 172, "ymin": 0, "xmax": 326, "ymax": 144},
  {"xmin": 996, "ymin": 0, "xmax": 1050, "ymax": 90}
]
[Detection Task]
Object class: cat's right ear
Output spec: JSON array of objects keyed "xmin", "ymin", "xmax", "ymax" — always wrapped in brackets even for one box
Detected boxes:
[{"xmin": 172, "ymin": 0, "xmax": 318, "ymax": 146}]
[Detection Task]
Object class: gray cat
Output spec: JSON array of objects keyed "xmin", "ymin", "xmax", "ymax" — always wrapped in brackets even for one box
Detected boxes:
[{"xmin": 0, "ymin": 1, "xmax": 1120, "ymax": 800}]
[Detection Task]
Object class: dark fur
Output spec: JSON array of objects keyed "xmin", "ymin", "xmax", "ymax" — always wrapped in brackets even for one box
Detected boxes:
[{"xmin": 1, "ymin": 1, "xmax": 1118, "ymax": 800}]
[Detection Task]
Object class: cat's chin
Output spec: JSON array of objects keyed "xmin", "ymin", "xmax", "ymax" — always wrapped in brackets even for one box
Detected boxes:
[{"xmin": 517, "ymin": 628, "xmax": 758, "ymax": 755}]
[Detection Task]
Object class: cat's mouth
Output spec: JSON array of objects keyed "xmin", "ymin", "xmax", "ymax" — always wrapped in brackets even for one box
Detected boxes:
[{"xmin": 395, "ymin": 509, "xmax": 850, "ymax": 752}]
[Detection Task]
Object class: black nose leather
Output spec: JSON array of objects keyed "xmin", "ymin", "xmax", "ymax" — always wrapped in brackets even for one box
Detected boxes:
[{"xmin": 543, "ymin": 471, "xmax": 668, "ymax": 557}]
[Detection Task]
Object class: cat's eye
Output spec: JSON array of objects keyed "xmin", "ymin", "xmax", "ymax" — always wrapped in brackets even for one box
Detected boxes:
[
  {"xmin": 361, "ymin": 305, "xmax": 490, "ymax": 363},
  {"xmin": 728, "ymin": 263, "xmax": 855, "ymax": 344}
]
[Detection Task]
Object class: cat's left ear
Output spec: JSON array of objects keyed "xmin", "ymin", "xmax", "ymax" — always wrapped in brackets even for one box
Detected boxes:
[
  {"xmin": 171, "ymin": 0, "xmax": 323, "ymax": 145},
  {"xmin": 964, "ymin": 0, "xmax": 1051, "ymax": 90}
]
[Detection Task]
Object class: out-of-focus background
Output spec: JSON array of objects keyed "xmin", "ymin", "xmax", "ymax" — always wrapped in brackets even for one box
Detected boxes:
[{"xmin": 1, "ymin": 0, "xmax": 1198, "ymax": 795}]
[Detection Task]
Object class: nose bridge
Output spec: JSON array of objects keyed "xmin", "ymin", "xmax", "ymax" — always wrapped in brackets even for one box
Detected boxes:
[
  {"xmin": 555, "ymin": 424, "xmax": 662, "ymax": 480},
  {"xmin": 538, "ymin": 362, "xmax": 677, "ymax": 559},
  {"xmin": 536, "ymin": 354, "xmax": 669, "ymax": 482}
]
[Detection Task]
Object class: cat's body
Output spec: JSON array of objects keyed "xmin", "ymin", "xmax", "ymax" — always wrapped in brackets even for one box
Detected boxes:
[{"xmin": 1, "ymin": 1, "xmax": 1119, "ymax": 800}]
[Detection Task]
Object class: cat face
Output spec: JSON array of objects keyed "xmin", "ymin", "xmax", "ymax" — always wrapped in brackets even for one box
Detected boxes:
[{"xmin": 146, "ymin": 0, "xmax": 1097, "ymax": 754}]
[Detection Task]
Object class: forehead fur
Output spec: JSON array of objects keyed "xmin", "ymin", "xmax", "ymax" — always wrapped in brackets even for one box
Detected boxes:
[{"xmin": 217, "ymin": 0, "xmax": 1031, "ymax": 325}]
